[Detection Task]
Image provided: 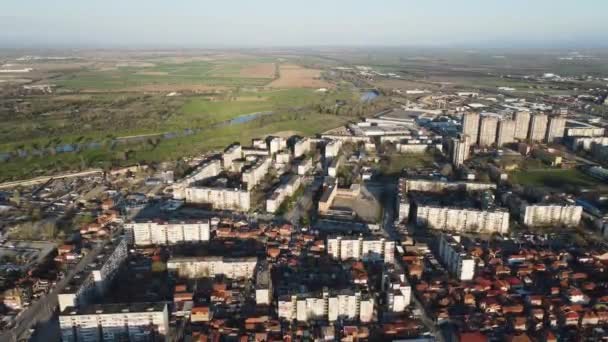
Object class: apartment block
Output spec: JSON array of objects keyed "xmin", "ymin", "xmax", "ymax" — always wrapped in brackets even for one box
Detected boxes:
[
  {"xmin": 222, "ymin": 144, "xmax": 242, "ymax": 171},
  {"xmin": 125, "ymin": 220, "xmax": 210, "ymax": 246},
  {"xmin": 296, "ymin": 157, "xmax": 313, "ymax": 175},
  {"xmin": 528, "ymin": 113, "xmax": 548, "ymax": 141},
  {"xmin": 415, "ymin": 205, "xmax": 509, "ymax": 234},
  {"xmin": 571, "ymin": 136, "xmax": 608, "ymax": 151},
  {"xmin": 59, "ymin": 302, "xmax": 169, "ymax": 342},
  {"xmin": 461, "ymin": 112, "xmax": 480, "ymax": 144},
  {"xmin": 514, "ymin": 111, "xmax": 531, "ymax": 140},
  {"xmin": 255, "ymin": 261, "xmax": 272, "ymax": 306},
  {"xmin": 438, "ymin": 234, "xmax": 475, "ymax": 281},
  {"xmin": 478, "ymin": 114, "xmax": 499, "ymax": 146},
  {"xmin": 266, "ymin": 175, "xmax": 301, "ymax": 213},
  {"xmin": 325, "ymin": 140, "xmax": 342, "ymax": 158},
  {"xmin": 278, "ymin": 289, "xmax": 374, "ymax": 323},
  {"xmin": 184, "ymin": 187, "xmax": 251, "ymax": 211},
  {"xmin": 496, "ymin": 119, "xmax": 516, "ymax": 146},
  {"xmin": 546, "ymin": 116, "xmax": 566, "ymax": 143},
  {"xmin": 404, "ymin": 179, "xmax": 496, "ymax": 194},
  {"xmin": 521, "ymin": 204, "xmax": 582, "ymax": 227},
  {"xmin": 242, "ymin": 156, "xmax": 271, "ymax": 190},
  {"xmin": 58, "ymin": 239, "xmax": 127, "ymax": 311},
  {"xmin": 450, "ymin": 135, "xmax": 470, "ymax": 167},
  {"xmin": 327, "ymin": 236, "xmax": 395, "ymax": 263},
  {"xmin": 167, "ymin": 256, "xmax": 258, "ymax": 279},
  {"xmin": 294, "ymin": 138, "xmax": 311, "ymax": 158}
]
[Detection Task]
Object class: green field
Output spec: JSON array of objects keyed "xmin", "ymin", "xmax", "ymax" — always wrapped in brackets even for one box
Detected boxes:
[
  {"xmin": 510, "ymin": 168, "xmax": 603, "ymax": 190},
  {"xmin": 380, "ymin": 153, "xmax": 438, "ymax": 175},
  {"xmin": 0, "ymin": 112, "xmax": 349, "ymax": 181},
  {"xmin": 179, "ymin": 89, "xmax": 322, "ymax": 125},
  {"xmin": 56, "ymin": 60, "xmax": 274, "ymax": 90}
]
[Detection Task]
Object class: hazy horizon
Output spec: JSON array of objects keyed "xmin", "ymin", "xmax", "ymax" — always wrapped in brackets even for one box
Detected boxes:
[{"xmin": 1, "ymin": 0, "xmax": 607, "ymax": 49}]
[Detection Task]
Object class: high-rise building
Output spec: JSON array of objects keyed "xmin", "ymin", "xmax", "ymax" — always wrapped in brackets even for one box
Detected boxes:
[
  {"xmin": 514, "ymin": 111, "xmax": 531, "ymax": 140},
  {"xmin": 461, "ymin": 112, "xmax": 480, "ymax": 144},
  {"xmin": 451, "ymin": 135, "xmax": 470, "ymax": 167},
  {"xmin": 438, "ymin": 235, "xmax": 475, "ymax": 281},
  {"xmin": 478, "ymin": 115, "xmax": 499, "ymax": 147},
  {"xmin": 546, "ymin": 115, "xmax": 566, "ymax": 143},
  {"xmin": 528, "ymin": 113, "xmax": 548, "ymax": 141},
  {"xmin": 496, "ymin": 119, "xmax": 516, "ymax": 146}
]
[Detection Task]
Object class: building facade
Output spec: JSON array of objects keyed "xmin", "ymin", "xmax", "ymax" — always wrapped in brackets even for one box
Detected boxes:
[
  {"xmin": 278, "ymin": 289, "xmax": 374, "ymax": 323},
  {"xmin": 521, "ymin": 204, "xmax": 582, "ymax": 227},
  {"xmin": 125, "ymin": 220, "xmax": 210, "ymax": 246},
  {"xmin": 496, "ymin": 119, "xmax": 516, "ymax": 146},
  {"xmin": 327, "ymin": 236, "xmax": 395, "ymax": 263},
  {"xmin": 546, "ymin": 116, "xmax": 566, "ymax": 143},
  {"xmin": 183, "ymin": 187, "xmax": 251, "ymax": 211},
  {"xmin": 514, "ymin": 111, "xmax": 531, "ymax": 140},
  {"xmin": 528, "ymin": 113, "xmax": 548, "ymax": 141},
  {"xmin": 461, "ymin": 112, "xmax": 480, "ymax": 144},
  {"xmin": 415, "ymin": 205, "xmax": 509, "ymax": 234},
  {"xmin": 167, "ymin": 256, "xmax": 258, "ymax": 279},
  {"xmin": 59, "ymin": 302, "xmax": 169, "ymax": 342},
  {"xmin": 438, "ymin": 235, "xmax": 475, "ymax": 281},
  {"xmin": 478, "ymin": 115, "xmax": 499, "ymax": 146}
]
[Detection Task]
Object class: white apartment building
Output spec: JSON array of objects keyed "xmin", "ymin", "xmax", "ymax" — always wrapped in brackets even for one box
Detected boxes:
[
  {"xmin": 125, "ymin": 220, "xmax": 210, "ymax": 246},
  {"xmin": 268, "ymin": 136, "xmax": 287, "ymax": 155},
  {"xmin": 528, "ymin": 113, "xmax": 548, "ymax": 141},
  {"xmin": 242, "ymin": 156, "xmax": 271, "ymax": 190},
  {"xmin": 327, "ymin": 236, "xmax": 395, "ymax": 263},
  {"xmin": 167, "ymin": 256, "xmax": 258, "ymax": 279},
  {"xmin": 59, "ymin": 302, "xmax": 169, "ymax": 342},
  {"xmin": 521, "ymin": 204, "xmax": 582, "ymax": 227},
  {"xmin": 255, "ymin": 262, "xmax": 272, "ymax": 306},
  {"xmin": 438, "ymin": 234, "xmax": 475, "ymax": 281},
  {"xmin": 571, "ymin": 136, "xmax": 608, "ymax": 151},
  {"xmin": 325, "ymin": 140, "xmax": 342, "ymax": 158},
  {"xmin": 461, "ymin": 112, "xmax": 480, "ymax": 144},
  {"xmin": 546, "ymin": 116, "xmax": 566, "ymax": 143},
  {"xmin": 478, "ymin": 114, "xmax": 499, "ymax": 146},
  {"xmin": 222, "ymin": 144, "xmax": 242, "ymax": 171},
  {"xmin": 58, "ymin": 239, "xmax": 127, "ymax": 311},
  {"xmin": 296, "ymin": 157, "xmax": 313, "ymax": 175},
  {"xmin": 514, "ymin": 111, "xmax": 531, "ymax": 140},
  {"xmin": 450, "ymin": 135, "xmax": 471, "ymax": 167},
  {"xmin": 183, "ymin": 159, "xmax": 222, "ymax": 185},
  {"xmin": 278, "ymin": 289, "xmax": 374, "ymax": 323},
  {"xmin": 294, "ymin": 138, "xmax": 311, "ymax": 158},
  {"xmin": 383, "ymin": 266, "xmax": 411, "ymax": 313},
  {"xmin": 496, "ymin": 119, "xmax": 516, "ymax": 146},
  {"xmin": 404, "ymin": 179, "xmax": 496, "ymax": 194},
  {"xmin": 184, "ymin": 187, "xmax": 250, "ymax": 211},
  {"xmin": 415, "ymin": 205, "xmax": 509, "ymax": 234},
  {"xmin": 266, "ymin": 175, "xmax": 301, "ymax": 213}
]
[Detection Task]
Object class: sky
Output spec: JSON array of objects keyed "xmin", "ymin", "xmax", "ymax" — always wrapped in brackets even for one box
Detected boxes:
[{"xmin": 1, "ymin": 0, "xmax": 606, "ymax": 48}]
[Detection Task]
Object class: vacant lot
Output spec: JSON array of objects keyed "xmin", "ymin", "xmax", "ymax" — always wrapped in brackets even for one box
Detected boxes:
[
  {"xmin": 510, "ymin": 168, "xmax": 605, "ymax": 191},
  {"xmin": 268, "ymin": 64, "xmax": 332, "ymax": 88},
  {"xmin": 239, "ymin": 63, "xmax": 276, "ymax": 78}
]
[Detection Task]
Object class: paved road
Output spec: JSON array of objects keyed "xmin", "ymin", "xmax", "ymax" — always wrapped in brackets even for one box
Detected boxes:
[
  {"xmin": 378, "ymin": 177, "xmax": 445, "ymax": 342},
  {"xmin": 0, "ymin": 241, "xmax": 106, "ymax": 342}
]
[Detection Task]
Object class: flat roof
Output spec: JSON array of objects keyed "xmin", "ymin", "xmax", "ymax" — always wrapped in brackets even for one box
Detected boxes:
[{"xmin": 61, "ymin": 302, "xmax": 167, "ymax": 316}]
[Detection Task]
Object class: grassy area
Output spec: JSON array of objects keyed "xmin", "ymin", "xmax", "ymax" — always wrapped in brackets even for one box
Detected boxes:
[
  {"xmin": 510, "ymin": 168, "xmax": 603, "ymax": 190},
  {"xmin": 56, "ymin": 60, "xmax": 275, "ymax": 90},
  {"xmin": 380, "ymin": 153, "xmax": 438, "ymax": 175},
  {"xmin": 179, "ymin": 89, "xmax": 322, "ymax": 125},
  {"xmin": 0, "ymin": 112, "xmax": 349, "ymax": 181}
]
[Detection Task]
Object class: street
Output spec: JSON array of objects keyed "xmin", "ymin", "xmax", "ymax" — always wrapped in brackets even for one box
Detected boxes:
[{"xmin": 0, "ymin": 241, "xmax": 106, "ymax": 342}]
